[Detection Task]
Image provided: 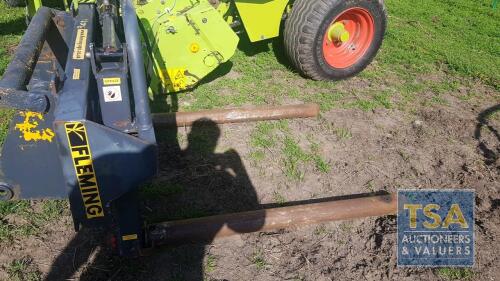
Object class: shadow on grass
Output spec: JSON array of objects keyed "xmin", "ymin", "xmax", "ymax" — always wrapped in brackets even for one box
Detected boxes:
[
  {"xmin": 0, "ymin": 16, "xmax": 26, "ymax": 36},
  {"xmin": 237, "ymin": 33, "xmax": 295, "ymax": 71}
]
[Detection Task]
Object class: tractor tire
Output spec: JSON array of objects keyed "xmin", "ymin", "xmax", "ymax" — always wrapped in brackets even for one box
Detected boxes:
[
  {"xmin": 4, "ymin": 0, "xmax": 26, "ymax": 7},
  {"xmin": 284, "ymin": 0, "xmax": 387, "ymax": 80}
]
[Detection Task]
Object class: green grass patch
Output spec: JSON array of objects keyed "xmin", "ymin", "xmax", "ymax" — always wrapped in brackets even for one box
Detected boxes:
[
  {"xmin": 310, "ymin": 142, "xmax": 331, "ymax": 173},
  {"xmin": 312, "ymin": 155, "xmax": 330, "ymax": 173},
  {"xmin": 251, "ymin": 122, "xmax": 278, "ymax": 149},
  {"xmin": 272, "ymin": 191, "xmax": 287, "ymax": 206},
  {"xmin": 0, "ymin": 201, "xmax": 35, "ymax": 242},
  {"xmin": 430, "ymin": 95, "xmax": 449, "ymax": 105},
  {"xmin": 335, "ymin": 127, "xmax": 352, "ymax": 140},
  {"xmin": 0, "ymin": 109, "xmax": 14, "ymax": 145},
  {"xmin": 205, "ymin": 255, "xmax": 217, "ymax": 273},
  {"xmin": 282, "ymin": 136, "xmax": 310, "ymax": 180},
  {"xmin": 249, "ymin": 121, "xmax": 330, "ymax": 180},
  {"xmin": 304, "ymin": 92, "xmax": 345, "ymax": 111},
  {"xmin": 4, "ymin": 256, "xmax": 41, "ymax": 281},
  {"xmin": 379, "ymin": 0, "xmax": 499, "ymax": 89},
  {"xmin": 248, "ymin": 150, "xmax": 266, "ymax": 163},
  {"xmin": 32, "ymin": 200, "xmax": 67, "ymax": 224},
  {"xmin": 251, "ymin": 249, "xmax": 267, "ymax": 270},
  {"xmin": 346, "ymin": 92, "xmax": 393, "ymax": 111},
  {"xmin": 313, "ymin": 224, "xmax": 328, "ymax": 236},
  {"xmin": 0, "ymin": 2, "xmax": 25, "ymax": 75},
  {"xmin": 0, "ymin": 200, "xmax": 68, "ymax": 243},
  {"xmin": 0, "ymin": 200, "xmax": 31, "ymax": 217},
  {"xmin": 0, "ymin": 2, "xmax": 24, "ymax": 144},
  {"xmin": 435, "ymin": 268, "xmax": 474, "ymax": 280},
  {"xmin": 281, "ymin": 136, "xmax": 330, "ymax": 180}
]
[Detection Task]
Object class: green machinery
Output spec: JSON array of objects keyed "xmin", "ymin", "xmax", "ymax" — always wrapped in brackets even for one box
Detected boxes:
[
  {"xmin": 137, "ymin": 0, "xmax": 290, "ymax": 93},
  {"xmin": 17, "ymin": 0, "xmax": 387, "ymax": 94}
]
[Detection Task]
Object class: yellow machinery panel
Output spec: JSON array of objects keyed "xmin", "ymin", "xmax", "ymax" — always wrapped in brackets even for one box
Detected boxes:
[{"xmin": 234, "ymin": 0, "xmax": 290, "ymax": 42}]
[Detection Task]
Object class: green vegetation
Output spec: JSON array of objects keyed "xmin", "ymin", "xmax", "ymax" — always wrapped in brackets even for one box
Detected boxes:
[
  {"xmin": 0, "ymin": 2, "xmax": 25, "ymax": 75},
  {"xmin": 0, "ymin": 201, "xmax": 33, "ymax": 241},
  {"xmin": 0, "ymin": 1, "xmax": 23, "ymax": 142},
  {"xmin": 251, "ymin": 249, "xmax": 267, "ymax": 270},
  {"xmin": 272, "ymin": 191, "xmax": 287, "ymax": 206},
  {"xmin": 282, "ymin": 136, "xmax": 311, "ymax": 180},
  {"xmin": 250, "ymin": 122, "xmax": 278, "ymax": 149},
  {"xmin": 435, "ymin": 268, "xmax": 474, "ymax": 280},
  {"xmin": 0, "ymin": 200, "xmax": 67, "ymax": 242},
  {"xmin": 335, "ymin": 127, "xmax": 352, "ymax": 140},
  {"xmin": 250, "ymin": 121, "xmax": 330, "ymax": 180},
  {"xmin": 346, "ymin": 92, "xmax": 393, "ymax": 111},
  {"xmin": 310, "ymin": 142, "xmax": 330, "ymax": 173},
  {"xmin": 205, "ymin": 255, "xmax": 217, "ymax": 273},
  {"xmin": 313, "ymin": 224, "xmax": 329, "ymax": 236},
  {"xmin": 363, "ymin": 179, "xmax": 376, "ymax": 192},
  {"xmin": 339, "ymin": 222, "xmax": 353, "ymax": 232},
  {"xmin": 4, "ymin": 256, "xmax": 41, "ymax": 281},
  {"xmin": 380, "ymin": 0, "xmax": 499, "ymax": 89}
]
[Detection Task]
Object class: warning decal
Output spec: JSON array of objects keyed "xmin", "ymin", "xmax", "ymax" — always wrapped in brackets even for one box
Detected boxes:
[
  {"xmin": 72, "ymin": 28, "xmax": 88, "ymax": 60},
  {"xmin": 102, "ymin": 86, "xmax": 122, "ymax": 102},
  {"xmin": 64, "ymin": 122, "xmax": 104, "ymax": 219},
  {"xmin": 166, "ymin": 68, "xmax": 187, "ymax": 91},
  {"xmin": 103, "ymin": 77, "xmax": 121, "ymax": 85}
]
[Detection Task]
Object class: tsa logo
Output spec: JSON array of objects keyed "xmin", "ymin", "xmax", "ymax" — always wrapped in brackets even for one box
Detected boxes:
[{"xmin": 397, "ymin": 190, "xmax": 474, "ymax": 267}]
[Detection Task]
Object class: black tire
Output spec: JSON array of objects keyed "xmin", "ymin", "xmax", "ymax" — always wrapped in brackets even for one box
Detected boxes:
[
  {"xmin": 4, "ymin": 0, "xmax": 26, "ymax": 7},
  {"xmin": 284, "ymin": 0, "xmax": 387, "ymax": 80}
]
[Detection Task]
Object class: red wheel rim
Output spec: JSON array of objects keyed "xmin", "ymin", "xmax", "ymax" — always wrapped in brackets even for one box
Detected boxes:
[{"xmin": 322, "ymin": 7, "xmax": 375, "ymax": 69}]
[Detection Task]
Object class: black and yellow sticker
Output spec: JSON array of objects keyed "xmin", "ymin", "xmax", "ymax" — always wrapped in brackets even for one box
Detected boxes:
[
  {"xmin": 103, "ymin": 77, "xmax": 121, "ymax": 85},
  {"xmin": 65, "ymin": 122, "xmax": 104, "ymax": 219},
  {"xmin": 72, "ymin": 28, "xmax": 88, "ymax": 60}
]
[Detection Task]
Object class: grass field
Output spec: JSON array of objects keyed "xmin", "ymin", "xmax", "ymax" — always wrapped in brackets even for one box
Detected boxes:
[{"xmin": 0, "ymin": 0, "xmax": 499, "ymax": 280}]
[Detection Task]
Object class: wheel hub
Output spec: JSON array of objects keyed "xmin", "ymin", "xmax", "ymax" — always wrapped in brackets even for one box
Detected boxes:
[
  {"xmin": 322, "ymin": 7, "xmax": 375, "ymax": 69},
  {"xmin": 327, "ymin": 22, "xmax": 350, "ymax": 43}
]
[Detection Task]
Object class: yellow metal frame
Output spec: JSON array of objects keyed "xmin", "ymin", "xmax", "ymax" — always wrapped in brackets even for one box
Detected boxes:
[{"xmin": 234, "ymin": 0, "xmax": 290, "ymax": 42}]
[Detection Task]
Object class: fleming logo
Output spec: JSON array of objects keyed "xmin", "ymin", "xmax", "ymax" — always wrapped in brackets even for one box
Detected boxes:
[
  {"xmin": 65, "ymin": 122, "xmax": 104, "ymax": 219},
  {"xmin": 397, "ymin": 190, "xmax": 474, "ymax": 267}
]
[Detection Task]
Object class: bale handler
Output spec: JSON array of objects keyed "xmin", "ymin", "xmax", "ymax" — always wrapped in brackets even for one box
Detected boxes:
[{"xmin": 0, "ymin": 0, "xmax": 393, "ymax": 256}]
